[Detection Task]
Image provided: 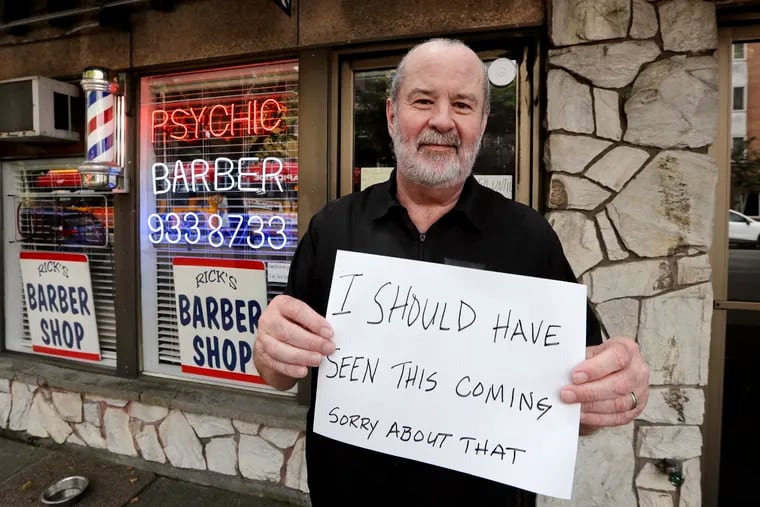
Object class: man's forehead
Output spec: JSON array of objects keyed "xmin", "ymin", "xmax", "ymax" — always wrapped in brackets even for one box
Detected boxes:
[
  {"xmin": 406, "ymin": 42, "xmax": 480, "ymax": 68},
  {"xmin": 401, "ymin": 59, "xmax": 484, "ymax": 101}
]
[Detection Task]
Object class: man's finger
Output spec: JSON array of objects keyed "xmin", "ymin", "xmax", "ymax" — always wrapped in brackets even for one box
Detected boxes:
[
  {"xmin": 572, "ymin": 338, "xmax": 636, "ymax": 384},
  {"xmin": 561, "ymin": 371, "xmax": 634, "ymax": 404},
  {"xmin": 275, "ymin": 319, "xmax": 336, "ymax": 356},
  {"xmin": 267, "ymin": 355, "xmax": 309, "ymax": 380},
  {"xmin": 256, "ymin": 339, "xmax": 312, "ymax": 379},
  {"xmin": 580, "ymin": 393, "xmax": 639, "ymax": 414},
  {"xmin": 580, "ymin": 409, "xmax": 638, "ymax": 428},
  {"xmin": 259, "ymin": 332, "xmax": 324, "ymax": 369},
  {"xmin": 274, "ymin": 295, "xmax": 333, "ymax": 338}
]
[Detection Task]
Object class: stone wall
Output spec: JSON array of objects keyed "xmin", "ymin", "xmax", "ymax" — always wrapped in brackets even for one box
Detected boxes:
[
  {"xmin": 542, "ymin": 1, "xmax": 717, "ymax": 506},
  {"xmin": 0, "ymin": 378, "xmax": 308, "ymax": 501}
]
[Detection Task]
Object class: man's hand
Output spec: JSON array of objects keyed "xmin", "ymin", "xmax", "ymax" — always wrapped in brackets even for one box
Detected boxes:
[
  {"xmin": 560, "ymin": 337, "xmax": 650, "ymax": 432},
  {"xmin": 254, "ymin": 295, "xmax": 336, "ymax": 391}
]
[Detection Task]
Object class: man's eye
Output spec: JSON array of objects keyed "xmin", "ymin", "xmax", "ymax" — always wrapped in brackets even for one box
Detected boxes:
[
  {"xmin": 454, "ymin": 102, "xmax": 473, "ymax": 111},
  {"xmin": 414, "ymin": 99, "xmax": 433, "ymax": 105}
]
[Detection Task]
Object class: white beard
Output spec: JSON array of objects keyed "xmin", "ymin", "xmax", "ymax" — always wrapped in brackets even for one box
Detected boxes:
[{"xmin": 392, "ymin": 119, "xmax": 482, "ymax": 187}]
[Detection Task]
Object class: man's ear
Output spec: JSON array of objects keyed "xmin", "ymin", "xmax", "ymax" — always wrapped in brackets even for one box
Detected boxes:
[{"xmin": 386, "ymin": 98, "xmax": 395, "ymax": 136}]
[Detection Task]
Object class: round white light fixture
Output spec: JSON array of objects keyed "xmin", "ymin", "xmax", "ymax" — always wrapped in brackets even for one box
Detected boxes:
[{"xmin": 488, "ymin": 58, "xmax": 516, "ymax": 87}]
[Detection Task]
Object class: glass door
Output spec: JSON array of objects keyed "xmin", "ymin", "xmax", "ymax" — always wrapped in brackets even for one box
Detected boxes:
[
  {"xmin": 336, "ymin": 42, "xmax": 538, "ymax": 206},
  {"xmin": 706, "ymin": 29, "xmax": 760, "ymax": 507},
  {"xmin": 716, "ymin": 38, "xmax": 760, "ymax": 507}
]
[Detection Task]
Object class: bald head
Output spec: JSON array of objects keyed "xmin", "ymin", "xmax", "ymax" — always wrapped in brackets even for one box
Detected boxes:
[{"xmin": 390, "ymin": 38, "xmax": 490, "ymax": 118}]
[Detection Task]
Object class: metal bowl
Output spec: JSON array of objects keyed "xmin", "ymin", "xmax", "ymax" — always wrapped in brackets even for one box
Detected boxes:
[{"xmin": 39, "ymin": 476, "xmax": 89, "ymax": 506}]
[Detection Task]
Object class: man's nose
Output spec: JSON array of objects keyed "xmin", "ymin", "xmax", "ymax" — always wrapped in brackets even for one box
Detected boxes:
[{"xmin": 427, "ymin": 103, "xmax": 455, "ymax": 132}]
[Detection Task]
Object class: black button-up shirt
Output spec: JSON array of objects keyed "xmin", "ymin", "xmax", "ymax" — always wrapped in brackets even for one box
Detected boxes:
[{"xmin": 286, "ymin": 173, "xmax": 601, "ymax": 505}]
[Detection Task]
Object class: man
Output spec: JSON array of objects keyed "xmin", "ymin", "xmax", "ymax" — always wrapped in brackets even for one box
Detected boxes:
[{"xmin": 254, "ymin": 38, "xmax": 650, "ymax": 504}]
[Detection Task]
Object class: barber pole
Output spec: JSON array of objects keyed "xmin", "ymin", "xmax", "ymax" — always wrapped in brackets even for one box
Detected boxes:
[
  {"xmin": 84, "ymin": 73, "xmax": 114, "ymax": 163},
  {"xmin": 78, "ymin": 67, "xmax": 126, "ymax": 191}
]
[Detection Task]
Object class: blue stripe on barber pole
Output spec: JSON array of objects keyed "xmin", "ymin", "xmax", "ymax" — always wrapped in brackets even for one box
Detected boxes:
[
  {"xmin": 87, "ymin": 136, "xmax": 112, "ymax": 161},
  {"xmin": 87, "ymin": 90, "xmax": 105, "ymax": 106}
]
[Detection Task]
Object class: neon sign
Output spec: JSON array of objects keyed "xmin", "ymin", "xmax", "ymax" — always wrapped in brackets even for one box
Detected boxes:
[
  {"xmin": 150, "ymin": 157, "xmax": 294, "ymax": 195},
  {"xmin": 147, "ymin": 212, "xmax": 291, "ymax": 251},
  {"xmin": 148, "ymin": 156, "xmax": 297, "ymax": 252},
  {"xmin": 151, "ymin": 99, "xmax": 285, "ymax": 143}
]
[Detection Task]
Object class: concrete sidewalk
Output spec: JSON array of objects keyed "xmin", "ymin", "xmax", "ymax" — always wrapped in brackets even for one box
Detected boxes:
[{"xmin": 0, "ymin": 436, "xmax": 301, "ymax": 506}]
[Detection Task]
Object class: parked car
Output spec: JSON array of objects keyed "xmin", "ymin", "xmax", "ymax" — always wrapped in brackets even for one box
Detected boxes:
[{"xmin": 729, "ymin": 209, "xmax": 760, "ymax": 248}]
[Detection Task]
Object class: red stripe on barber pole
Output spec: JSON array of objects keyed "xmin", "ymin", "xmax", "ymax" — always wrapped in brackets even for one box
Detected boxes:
[
  {"xmin": 33, "ymin": 345, "xmax": 101, "ymax": 362},
  {"xmin": 181, "ymin": 365, "xmax": 267, "ymax": 384},
  {"xmin": 88, "ymin": 106, "xmax": 113, "ymax": 135}
]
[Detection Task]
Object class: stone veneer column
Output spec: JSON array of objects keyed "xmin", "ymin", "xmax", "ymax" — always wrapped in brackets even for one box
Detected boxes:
[{"xmin": 542, "ymin": 1, "xmax": 717, "ymax": 506}]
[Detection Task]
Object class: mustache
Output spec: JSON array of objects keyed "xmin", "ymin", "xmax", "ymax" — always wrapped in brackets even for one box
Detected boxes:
[{"xmin": 416, "ymin": 129, "xmax": 461, "ymax": 148}]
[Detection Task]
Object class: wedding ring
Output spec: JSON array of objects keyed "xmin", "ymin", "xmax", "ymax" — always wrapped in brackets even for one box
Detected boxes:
[{"xmin": 630, "ymin": 391, "xmax": 638, "ymax": 410}]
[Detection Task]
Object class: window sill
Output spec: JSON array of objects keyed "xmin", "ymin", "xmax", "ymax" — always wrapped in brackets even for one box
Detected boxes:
[{"xmin": 0, "ymin": 353, "xmax": 307, "ymax": 431}]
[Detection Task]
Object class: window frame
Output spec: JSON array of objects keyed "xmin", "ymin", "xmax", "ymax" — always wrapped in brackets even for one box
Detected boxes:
[
  {"xmin": 134, "ymin": 58, "xmax": 302, "ymax": 392},
  {"xmin": 1, "ymin": 157, "xmax": 120, "ymax": 370},
  {"xmin": 706, "ymin": 24, "xmax": 760, "ymax": 507}
]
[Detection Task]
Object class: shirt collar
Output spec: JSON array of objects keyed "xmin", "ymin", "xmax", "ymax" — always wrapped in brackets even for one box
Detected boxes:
[{"xmin": 367, "ymin": 169, "xmax": 487, "ymax": 231}]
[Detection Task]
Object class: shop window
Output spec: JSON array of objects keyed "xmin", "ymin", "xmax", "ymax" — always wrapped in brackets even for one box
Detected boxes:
[
  {"xmin": 139, "ymin": 61, "xmax": 298, "ymax": 394},
  {"xmin": 2, "ymin": 158, "xmax": 118, "ymax": 366}
]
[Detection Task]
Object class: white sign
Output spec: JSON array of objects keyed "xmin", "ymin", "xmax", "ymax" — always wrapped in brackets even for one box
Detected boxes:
[
  {"xmin": 474, "ymin": 174, "xmax": 513, "ymax": 199},
  {"xmin": 360, "ymin": 167, "xmax": 393, "ymax": 190},
  {"xmin": 267, "ymin": 261, "xmax": 291, "ymax": 284},
  {"xmin": 314, "ymin": 250, "xmax": 587, "ymax": 499},
  {"xmin": 20, "ymin": 251, "xmax": 101, "ymax": 362},
  {"xmin": 173, "ymin": 257, "xmax": 268, "ymax": 385}
]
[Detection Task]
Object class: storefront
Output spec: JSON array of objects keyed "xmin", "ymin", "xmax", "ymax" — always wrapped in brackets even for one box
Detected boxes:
[{"xmin": 0, "ymin": 1, "xmax": 750, "ymax": 505}]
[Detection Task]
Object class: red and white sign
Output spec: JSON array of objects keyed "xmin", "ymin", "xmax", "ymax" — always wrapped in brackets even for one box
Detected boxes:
[
  {"xmin": 19, "ymin": 251, "xmax": 101, "ymax": 362},
  {"xmin": 172, "ymin": 257, "xmax": 268, "ymax": 385}
]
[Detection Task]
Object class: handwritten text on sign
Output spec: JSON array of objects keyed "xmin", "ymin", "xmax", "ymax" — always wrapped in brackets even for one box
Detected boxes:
[
  {"xmin": 20, "ymin": 251, "xmax": 101, "ymax": 362},
  {"xmin": 313, "ymin": 251, "xmax": 587, "ymax": 499},
  {"xmin": 173, "ymin": 257, "xmax": 268, "ymax": 385}
]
